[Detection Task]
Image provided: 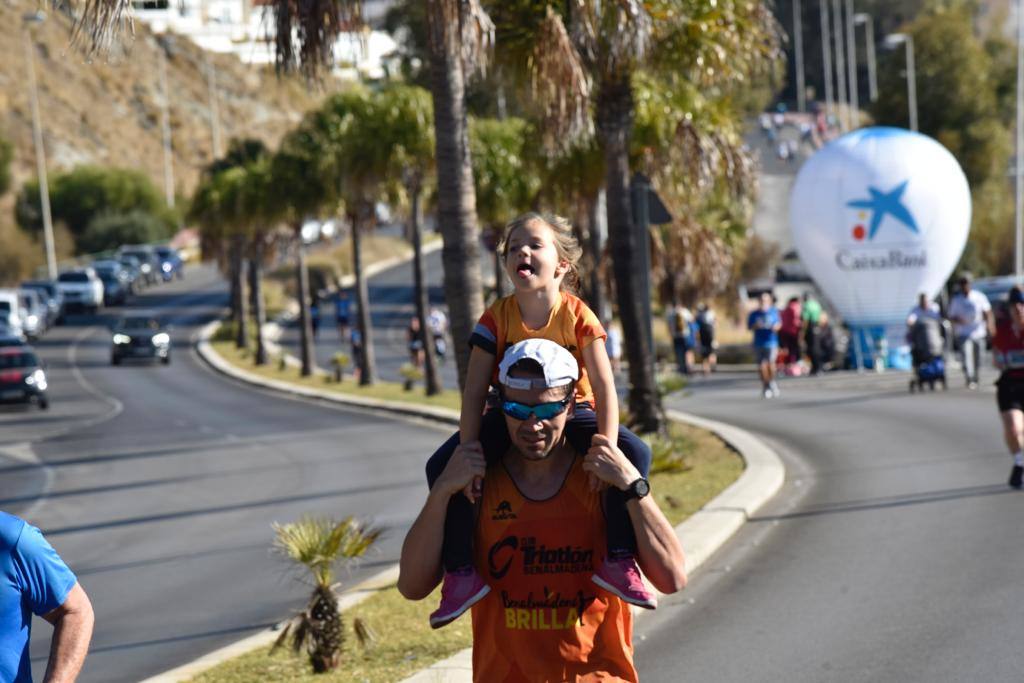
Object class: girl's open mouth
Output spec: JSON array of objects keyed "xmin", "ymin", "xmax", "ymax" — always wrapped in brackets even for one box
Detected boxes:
[{"xmin": 516, "ymin": 263, "xmax": 535, "ymax": 278}]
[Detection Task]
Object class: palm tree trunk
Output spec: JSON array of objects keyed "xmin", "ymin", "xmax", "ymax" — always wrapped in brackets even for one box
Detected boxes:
[
  {"xmin": 294, "ymin": 229, "xmax": 316, "ymax": 376},
  {"xmin": 410, "ymin": 184, "xmax": 442, "ymax": 395},
  {"xmin": 427, "ymin": 0, "xmax": 484, "ymax": 391},
  {"xmin": 597, "ymin": 75, "xmax": 662, "ymax": 433},
  {"xmin": 350, "ymin": 208, "xmax": 377, "ymax": 385},
  {"xmin": 250, "ymin": 239, "xmax": 268, "ymax": 366},
  {"xmin": 231, "ymin": 235, "xmax": 249, "ymax": 349},
  {"xmin": 586, "ymin": 192, "xmax": 605, "ymax": 319}
]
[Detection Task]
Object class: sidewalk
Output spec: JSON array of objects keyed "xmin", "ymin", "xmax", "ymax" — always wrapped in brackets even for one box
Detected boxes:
[{"xmin": 159, "ymin": 324, "xmax": 786, "ymax": 682}]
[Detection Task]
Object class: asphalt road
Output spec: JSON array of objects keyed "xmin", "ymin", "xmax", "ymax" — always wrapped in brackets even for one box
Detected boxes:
[
  {"xmin": 4, "ymin": 265, "xmax": 449, "ymax": 682},
  {"xmin": 636, "ymin": 368, "xmax": 1022, "ymax": 681},
  {"xmin": 276, "ymin": 242, "xmax": 496, "ymax": 389}
]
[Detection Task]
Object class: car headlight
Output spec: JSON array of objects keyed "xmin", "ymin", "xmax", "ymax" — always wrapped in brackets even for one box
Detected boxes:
[
  {"xmin": 113, "ymin": 334, "xmax": 131, "ymax": 345},
  {"xmin": 162, "ymin": 262, "xmax": 172, "ymax": 272},
  {"xmin": 25, "ymin": 369, "xmax": 47, "ymax": 390},
  {"xmin": 152, "ymin": 333, "xmax": 170, "ymax": 346}
]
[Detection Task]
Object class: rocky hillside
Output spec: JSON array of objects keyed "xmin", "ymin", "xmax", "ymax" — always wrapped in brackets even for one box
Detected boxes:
[{"xmin": 0, "ymin": 0, "xmax": 325, "ymax": 281}]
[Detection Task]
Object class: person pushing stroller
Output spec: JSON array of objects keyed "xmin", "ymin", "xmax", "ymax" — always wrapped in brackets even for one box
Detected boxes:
[{"xmin": 907, "ymin": 293, "xmax": 947, "ymax": 391}]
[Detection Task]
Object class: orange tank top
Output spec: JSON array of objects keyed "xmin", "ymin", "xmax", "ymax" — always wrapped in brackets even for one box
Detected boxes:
[{"xmin": 471, "ymin": 454, "xmax": 636, "ymax": 682}]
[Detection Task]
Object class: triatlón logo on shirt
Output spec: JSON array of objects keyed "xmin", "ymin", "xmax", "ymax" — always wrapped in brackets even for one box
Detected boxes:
[{"xmin": 492, "ymin": 500, "xmax": 518, "ymax": 521}]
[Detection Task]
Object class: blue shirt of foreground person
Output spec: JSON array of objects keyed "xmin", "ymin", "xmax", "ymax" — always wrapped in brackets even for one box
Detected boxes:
[{"xmin": 1, "ymin": 512, "xmax": 94, "ymax": 682}]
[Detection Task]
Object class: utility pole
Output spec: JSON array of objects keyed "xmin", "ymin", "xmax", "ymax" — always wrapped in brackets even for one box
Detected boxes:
[
  {"xmin": 845, "ymin": 0, "xmax": 859, "ymax": 127},
  {"xmin": 23, "ymin": 13, "xmax": 57, "ymax": 280},
  {"xmin": 1016, "ymin": 0, "xmax": 1023, "ymax": 278},
  {"xmin": 794, "ymin": 0, "xmax": 806, "ymax": 112},
  {"xmin": 820, "ymin": 0, "xmax": 834, "ymax": 124},
  {"xmin": 855, "ymin": 13, "xmax": 878, "ymax": 102},
  {"xmin": 832, "ymin": 0, "xmax": 848, "ymax": 131},
  {"xmin": 156, "ymin": 39, "xmax": 175, "ymax": 208},
  {"xmin": 205, "ymin": 53, "xmax": 223, "ymax": 159}
]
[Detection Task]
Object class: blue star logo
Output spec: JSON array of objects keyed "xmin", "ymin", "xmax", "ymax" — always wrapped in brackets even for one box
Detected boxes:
[{"xmin": 846, "ymin": 181, "xmax": 918, "ymax": 239}]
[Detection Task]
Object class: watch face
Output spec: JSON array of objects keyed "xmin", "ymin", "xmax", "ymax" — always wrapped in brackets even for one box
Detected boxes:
[{"xmin": 634, "ymin": 479, "xmax": 650, "ymax": 497}]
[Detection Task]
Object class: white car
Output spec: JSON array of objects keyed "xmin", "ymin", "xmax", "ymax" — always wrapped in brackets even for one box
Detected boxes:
[
  {"xmin": 57, "ymin": 269, "xmax": 104, "ymax": 314},
  {"xmin": 0, "ymin": 290, "xmax": 24, "ymax": 338},
  {"xmin": 17, "ymin": 289, "xmax": 47, "ymax": 339}
]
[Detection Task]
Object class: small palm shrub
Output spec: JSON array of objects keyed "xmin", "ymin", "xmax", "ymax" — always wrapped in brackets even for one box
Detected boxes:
[{"xmin": 271, "ymin": 516, "xmax": 384, "ymax": 673}]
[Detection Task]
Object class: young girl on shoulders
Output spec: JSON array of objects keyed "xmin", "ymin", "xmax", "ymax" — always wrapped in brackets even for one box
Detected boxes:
[{"xmin": 424, "ymin": 213, "xmax": 654, "ymax": 628}]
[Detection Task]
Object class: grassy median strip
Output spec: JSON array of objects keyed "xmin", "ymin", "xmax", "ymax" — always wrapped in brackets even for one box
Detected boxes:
[
  {"xmin": 194, "ymin": 341, "xmax": 741, "ymax": 682},
  {"xmin": 211, "ymin": 340, "xmax": 464, "ymax": 413}
]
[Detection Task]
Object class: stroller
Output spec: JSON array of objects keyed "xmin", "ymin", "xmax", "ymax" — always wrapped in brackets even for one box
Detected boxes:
[{"xmin": 908, "ymin": 316, "xmax": 947, "ymax": 392}]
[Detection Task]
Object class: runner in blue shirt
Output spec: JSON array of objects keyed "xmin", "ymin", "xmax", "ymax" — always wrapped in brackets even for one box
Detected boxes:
[
  {"xmin": 747, "ymin": 292, "xmax": 783, "ymax": 398},
  {"xmin": 1, "ymin": 512, "xmax": 94, "ymax": 682}
]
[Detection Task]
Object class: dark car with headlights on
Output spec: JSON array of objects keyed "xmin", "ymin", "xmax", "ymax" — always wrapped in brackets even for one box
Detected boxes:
[
  {"xmin": 0, "ymin": 347, "xmax": 48, "ymax": 409},
  {"xmin": 111, "ymin": 315, "xmax": 171, "ymax": 365}
]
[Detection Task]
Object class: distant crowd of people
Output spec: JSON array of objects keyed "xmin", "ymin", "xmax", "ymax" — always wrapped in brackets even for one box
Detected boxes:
[{"xmin": 666, "ymin": 303, "xmax": 718, "ymax": 376}]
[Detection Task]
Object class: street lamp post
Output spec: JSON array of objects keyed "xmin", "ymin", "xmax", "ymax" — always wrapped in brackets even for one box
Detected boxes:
[
  {"xmin": 831, "ymin": 0, "xmax": 848, "ymax": 131},
  {"xmin": 854, "ymin": 13, "xmax": 877, "ymax": 102},
  {"xmin": 22, "ymin": 12, "xmax": 57, "ymax": 280},
  {"xmin": 1015, "ymin": 0, "xmax": 1023, "ymax": 278},
  {"xmin": 845, "ymin": 0, "xmax": 859, "ymax": 127},
  {"xmin": 794, "ymin": 0, "xmax": 806, "ymax": 112},
  {"xmin": 820, "ymin": 0, "xmax": 835, "ymax": 124},
  {"xmin": 156, "ymin": 36, "xmax": 175, "ymax": 208},
  {"xmin": 885, "ymin": 33, "xmax": 917, "ymax": 131}
]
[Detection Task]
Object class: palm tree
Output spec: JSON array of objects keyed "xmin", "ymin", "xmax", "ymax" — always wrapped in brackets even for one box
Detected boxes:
[
  {"xmin": 271, "ymin": 516, "xmax": 383, "ymax": 673},
  {"xmin": 379, "ymin": 84, "xmax": 443, "ymax": 396},
  {"xmin": 484, "ymin": 1, "xmax": 781, "ymax": 432},
  {"xmin": 424, "ymin": 0, "xmax": 494, "ymax": 390},
  {"xmin": 309, "ymin": 89, "xmax": 388, "ymax": 386},
  {"xmin": 468, "ymin": 116, "xmax": 540, "ymax": 300},
  {"xmin": 270, "ymin": 122, "xmax": 332, "ymax": 377}
]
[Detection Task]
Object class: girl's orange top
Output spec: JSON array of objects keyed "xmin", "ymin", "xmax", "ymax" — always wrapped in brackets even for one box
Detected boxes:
[
  {"xmin": 470, "ymin": 455, "xmax": 636, "ymax": 682},
  {"xmin": 469, "ymin": 292, "xmax": 606, "ymax": 405}
]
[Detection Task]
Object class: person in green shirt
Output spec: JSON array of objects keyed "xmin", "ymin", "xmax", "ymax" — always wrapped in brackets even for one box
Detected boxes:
[{"xmin": 801, "ymin": 293, "xmax": 824, "ymax": 375}]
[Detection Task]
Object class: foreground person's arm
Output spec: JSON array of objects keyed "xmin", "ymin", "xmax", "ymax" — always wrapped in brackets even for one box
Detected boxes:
[{"xmin": 41, "ymin": 582, "xmax": 94, "ymax": 683}]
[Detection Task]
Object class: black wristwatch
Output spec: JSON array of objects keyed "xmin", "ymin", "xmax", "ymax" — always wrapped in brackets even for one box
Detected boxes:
[{"xmin": 624, "ymin": 477, "xmax": 650, "ymax": 501}]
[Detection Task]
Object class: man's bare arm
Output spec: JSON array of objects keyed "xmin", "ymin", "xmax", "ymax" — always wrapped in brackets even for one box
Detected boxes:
[
  {"xmin": 398, "ymin": 442, "xmax": 486, "ymax": 600},
  {"xmin": 41, "ymin": 582, "xmax": 94, "ymax": 683},
  {"xmin": 583, "ymin": 435, "xmax": 687, "ymax": 594}
]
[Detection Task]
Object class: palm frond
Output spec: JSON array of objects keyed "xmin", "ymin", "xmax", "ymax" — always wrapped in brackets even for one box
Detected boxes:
[
  {"xmin": 271, "ymin": 0, "xmax": 364, "ymax": 80},
  {"xmin": 272, "ymin": 515, "xmax": 384, "ymax": 588},
  {"xmin": 530, "ymin": 7, "xmax": 592, "ymax": 153},
  {"xmin": 426, "ymin": 0, "xmax": 494, "ymax": 82},
  {"xmin": 69, "ymin": 0, "xmax": 135, "ymax": 56}
]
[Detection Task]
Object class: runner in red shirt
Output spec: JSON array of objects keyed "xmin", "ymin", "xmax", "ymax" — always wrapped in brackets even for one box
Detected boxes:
[{"xmin": 992, "ymin": 286, "xmax": 1024, "ymax": 488}]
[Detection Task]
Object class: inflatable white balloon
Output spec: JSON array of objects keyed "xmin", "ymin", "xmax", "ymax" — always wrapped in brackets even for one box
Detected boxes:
[{"xmin": 790, "ymin": 127, "xmax": 971, "ymax": 327}]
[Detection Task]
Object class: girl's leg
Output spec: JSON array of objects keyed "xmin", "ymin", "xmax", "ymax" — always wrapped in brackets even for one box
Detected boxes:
[
  {"xmin": 424, "ymin": 410, "xmax": 511, "ymax": 572},
  {"xmin": 564, "ymin": 408, "xmax": 652, "ymax": 558}
]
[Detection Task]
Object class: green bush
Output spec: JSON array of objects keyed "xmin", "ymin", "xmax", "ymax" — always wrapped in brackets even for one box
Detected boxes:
[
  {"xmin": 79, "ymin": 210, "xmax": 172, "ymax": 255},
  {"xmin": 15, "ymin": 165, "xmax": 175, "ymax": 252}
]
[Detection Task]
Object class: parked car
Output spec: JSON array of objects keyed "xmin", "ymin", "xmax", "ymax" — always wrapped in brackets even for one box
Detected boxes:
[
  {"xmin": 56, "ymin": 269, "xmax": 104, "ymax": 314},
  {"xmin": 117, "ymin": 254, "xmax": 144, "ymax": 292},
  {"xmin": 111, "ymin": 315, "xmax": 171, "ymax": 365},
  {"xmin": 118, "ymin": 246, "xmax": 160, "ymax": 286},
  {"xmin": 154, "ymin": 245, "xmax": 184, "ymax": 281},
  {"xmin": 0, "ymin": 290, "xmax": 25, "ymax": 338},
  {"xmin": 91, "ymin": 260, "xmax": 131, "ymax": 305},
  {"xmin": 20, "ymin": 280, "xmax": 65, "ymax": 326},
  {"xmin": 0, "ymin": 346, "xmax": 48, "ymax": 409},
  {"xmin": 0, "ymin": 320, "xmax": 26, "ymax": 348},
  {"xmin": 17, "ymin": 289, "xmax": 47, "ymax": 339}
]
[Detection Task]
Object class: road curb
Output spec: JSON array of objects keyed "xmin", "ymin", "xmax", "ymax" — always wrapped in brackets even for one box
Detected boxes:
[{"xmin": 180, "ymin": 322, "xmax": 784, "ymax": 682}]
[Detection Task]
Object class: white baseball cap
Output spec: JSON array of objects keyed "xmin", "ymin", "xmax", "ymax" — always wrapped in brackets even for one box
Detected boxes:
[{"xmin": 498, "ymin": 339, "xmax": 579, "ymax": 390}]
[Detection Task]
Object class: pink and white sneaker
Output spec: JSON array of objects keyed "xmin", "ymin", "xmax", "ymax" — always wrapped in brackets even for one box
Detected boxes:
[
  {"xmin": 429, "ymin": 567, "xmax": 491, "ymax": 629},
  {"xmin": 592, "ymin": 557, "xmax": 658, "ymax": 609}
]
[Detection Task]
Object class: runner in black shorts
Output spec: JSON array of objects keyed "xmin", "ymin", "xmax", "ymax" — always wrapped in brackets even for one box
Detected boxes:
[{"xmin": 992, "ymin": 286, "xmax": 1024, "ymax": 488}]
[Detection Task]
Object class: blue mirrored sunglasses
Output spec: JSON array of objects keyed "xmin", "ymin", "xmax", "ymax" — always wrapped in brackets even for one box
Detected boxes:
[{"xmin": 500, "ymin": 396, "xmax": 572, "ymax": 421}]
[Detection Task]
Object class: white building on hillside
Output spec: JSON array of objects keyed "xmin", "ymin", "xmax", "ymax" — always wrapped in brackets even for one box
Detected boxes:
[{"xmin": 132, "ymin": 0, "xmax": 400, "ymax": 79}]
